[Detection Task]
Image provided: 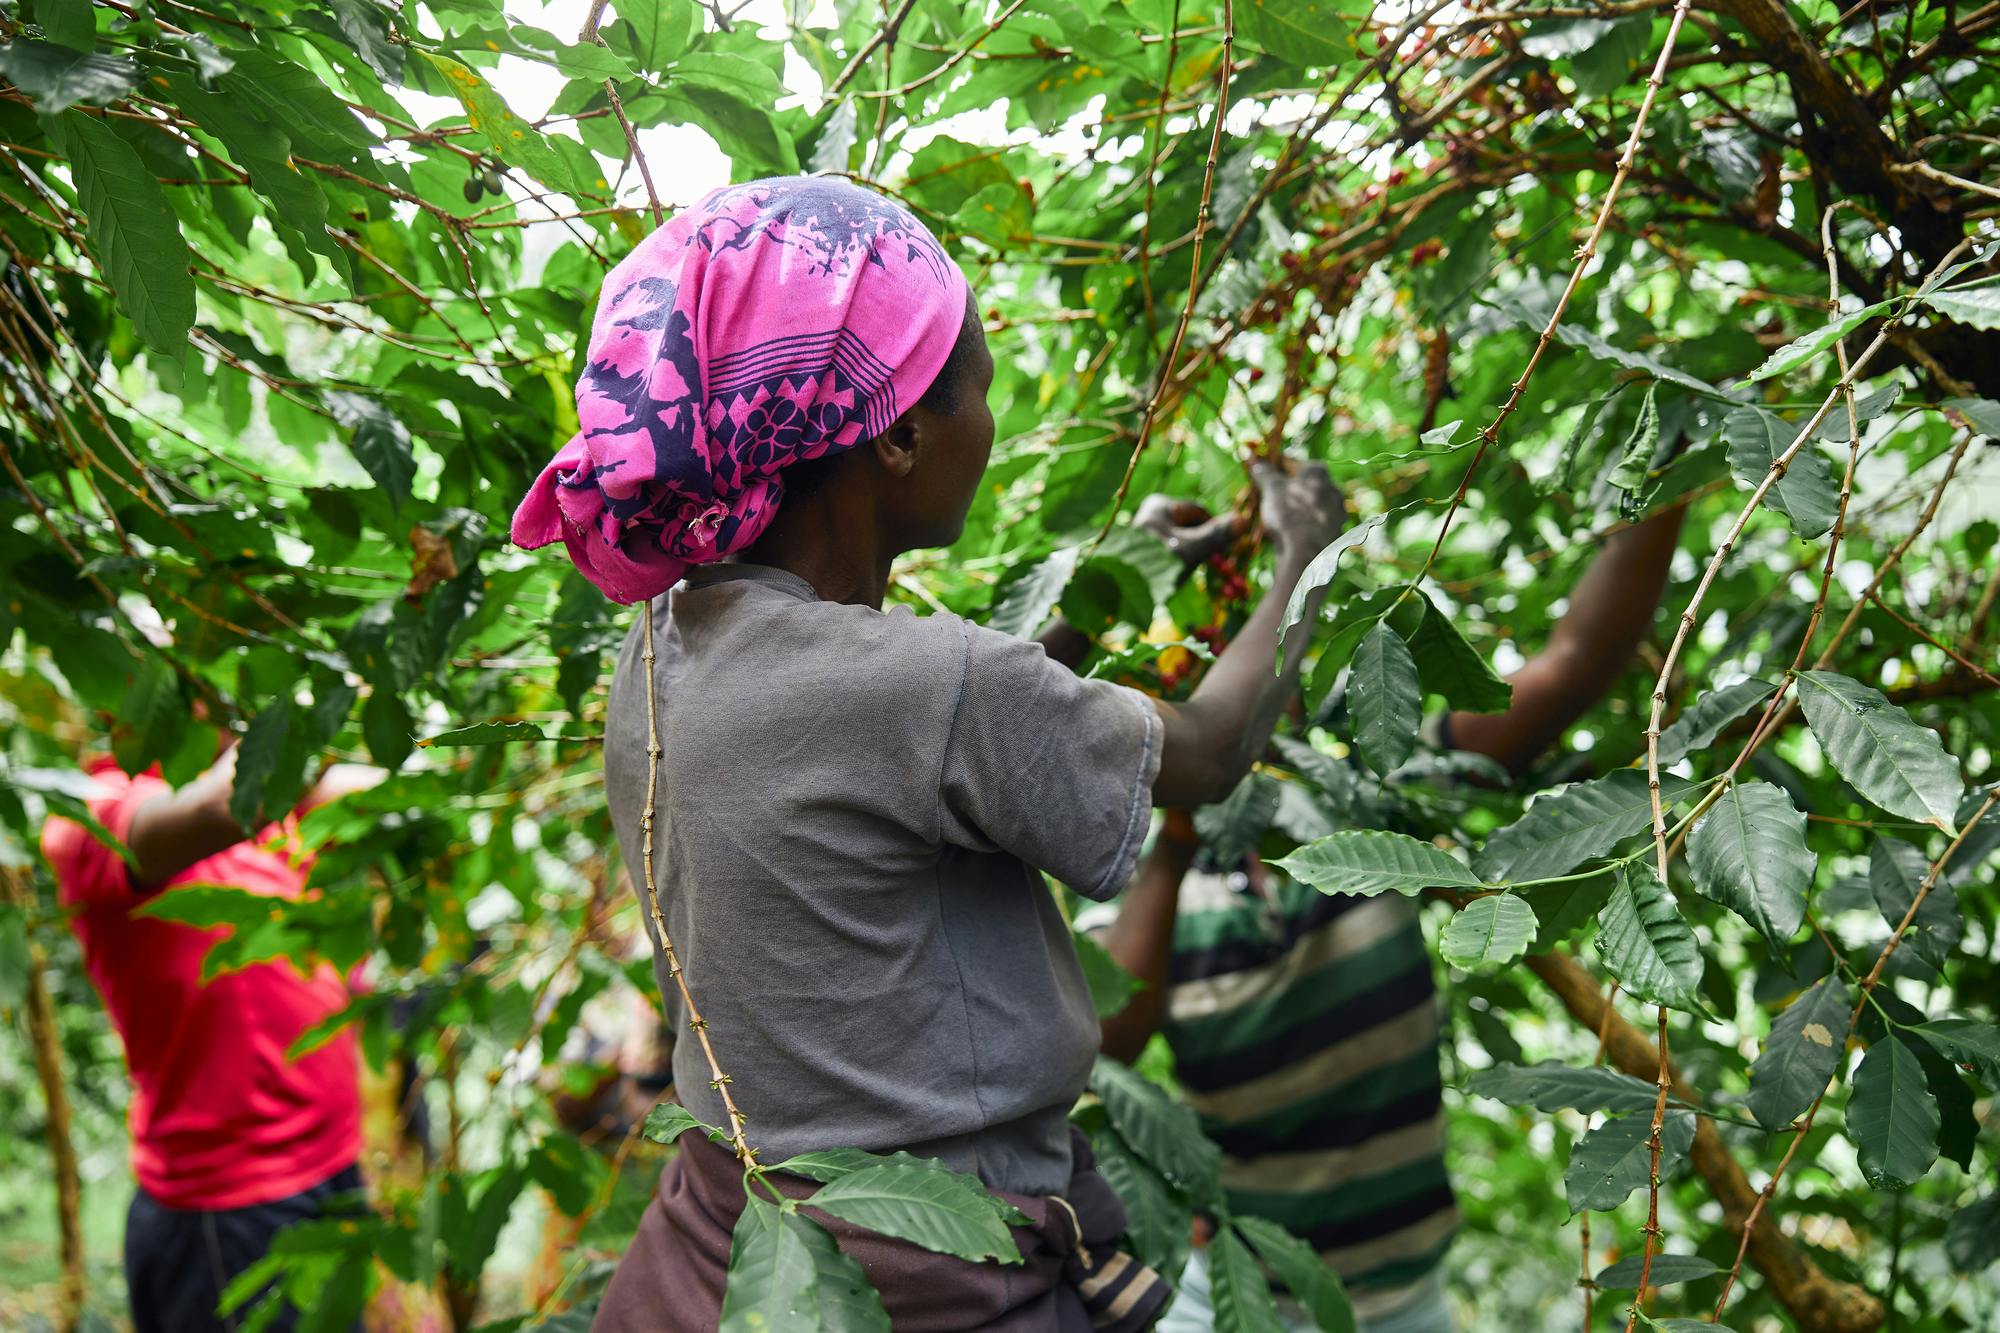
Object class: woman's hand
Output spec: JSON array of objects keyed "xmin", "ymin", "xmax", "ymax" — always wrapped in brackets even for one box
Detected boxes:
[
  {"xmin": 1133, "ymin": 495, "xmax": 1240, "ymax": 569},
  {"xmin": 1254, "ymin": 460, "xmax": 1346, "ymax": 564}
]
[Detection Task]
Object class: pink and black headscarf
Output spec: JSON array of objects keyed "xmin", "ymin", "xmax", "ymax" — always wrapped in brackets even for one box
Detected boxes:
[{"xmin": 511, "ymin": 177, "xmax": 972, "ymax": 604}]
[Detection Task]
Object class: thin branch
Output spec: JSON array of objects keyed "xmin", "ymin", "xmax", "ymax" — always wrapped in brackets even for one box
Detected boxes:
[
  {"xmin": 1094, "ymin": 2, "xmax": 1234, "ymax": 545},
  {"xmin": 825, "ymin": 0, "xmax": 925, "ymax": 100}
]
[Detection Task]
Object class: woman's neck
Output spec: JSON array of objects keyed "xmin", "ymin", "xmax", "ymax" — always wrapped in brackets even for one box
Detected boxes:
[{"xmin": 742, "ymin": 492, "xmax": 897, "ymax": 609}]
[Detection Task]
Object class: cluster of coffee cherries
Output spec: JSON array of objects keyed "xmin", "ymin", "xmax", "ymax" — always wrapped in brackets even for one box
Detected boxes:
[{"xmin": 462, "ymin": 163, "xmax": 507, "ymax": 204}]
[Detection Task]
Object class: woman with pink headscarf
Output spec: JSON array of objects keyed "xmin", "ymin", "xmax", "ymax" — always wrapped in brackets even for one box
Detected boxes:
[{"xmin": 514, "ymin": 177, "xmax": 1344, "ymax": 1329}]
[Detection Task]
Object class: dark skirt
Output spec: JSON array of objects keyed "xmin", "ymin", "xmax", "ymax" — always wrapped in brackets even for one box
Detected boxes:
[{"xmin": 593, "ymin": 1129, "xmax": 1167, "ymax": 1332}]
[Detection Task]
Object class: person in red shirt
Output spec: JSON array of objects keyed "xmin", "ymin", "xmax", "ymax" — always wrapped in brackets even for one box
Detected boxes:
[{"xmin": 40, "ymin": 741, "xmax": 369, "ymax": 1333}]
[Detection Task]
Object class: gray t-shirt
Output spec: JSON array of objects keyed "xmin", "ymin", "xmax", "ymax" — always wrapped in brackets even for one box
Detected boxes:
[{"xmin": 604, "ymin": 563, "xmax": 1162, "ymax": 1193}]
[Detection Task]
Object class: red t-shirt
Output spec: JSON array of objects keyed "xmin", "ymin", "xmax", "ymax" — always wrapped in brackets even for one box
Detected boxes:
[{"xmin": 40, "ymin": 761, "xmax": 362, "ymax": 1209}]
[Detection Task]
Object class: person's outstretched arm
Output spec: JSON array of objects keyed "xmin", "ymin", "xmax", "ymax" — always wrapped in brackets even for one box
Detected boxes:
[
  {"xmin": 1098, "ymin": 811, "xmax": 1201, "ymax": 1062},
  {"xmin": 125, "ymin": 750, "xmax": 379, "ymax": 889},
  {"xmin": 1150, "ymin": 461, "xmax": 1346, "ymax": 808},
  {"xmin": 1444, "ymin": 502, "xmax": 1688, "ymax": 774}
]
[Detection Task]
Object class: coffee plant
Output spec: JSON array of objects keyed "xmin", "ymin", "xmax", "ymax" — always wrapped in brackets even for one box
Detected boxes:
[{"xmin": 0, "ymin": 0, "xmax": 1996, "ymax": 1329}]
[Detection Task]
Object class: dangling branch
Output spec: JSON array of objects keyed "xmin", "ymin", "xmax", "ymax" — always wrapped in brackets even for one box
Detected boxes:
[{"xmin": 639, "ymin": 602, "xmax": 757, "ymax": 1168}]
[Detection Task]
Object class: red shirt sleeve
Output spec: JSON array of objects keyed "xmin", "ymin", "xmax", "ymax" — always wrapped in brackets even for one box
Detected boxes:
[{"xmin": 40, "ymin": 769, "xmax": 169, "ymax": 906}]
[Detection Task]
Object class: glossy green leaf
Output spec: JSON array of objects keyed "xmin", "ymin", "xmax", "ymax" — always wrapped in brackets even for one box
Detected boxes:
[
  {"xmin": 1918, "ymin": 283, "xmax": 2000, "ymax": 331},
  {"xmin": 1209, "ymin": 1225, "xmax": 1287, "ymax": 1333},
  {"xmin": 1071, "ymin": 927, "xmax": 1144, "ymax": 1020},
  {"xmin": 1594, "ymin": 1253, "xmax": 1722, "ymax": 1289},
  {"xmin": 1563, "ymin": 1109, "xmax": 1695, "ymax": 1213},
  {"xmin": 1906, "ymin": 1018, "xmax": 2000, "ymax": 1087},
  {"xmin": 1277, "ymin": 515, "xmax": 1385, "ymax": 662},
  {"xmin": 1234, "ymin": 1215, "xmax": 1356, "ymax": 1333},
  {"xmin": 1594, "ymin": 862, "xmax": 1707, "ymax": 1015},
  {"xmin": 1656, "ymin": 678, "xmax": 1777, "ymax": 766},
  {"xmin": 1465, "ymin": 1061, "xmax": 1660, "ymax": 1115},
  {"xmin": 1407, "ymin": 598, "xmax": 1511, "ymax": 713},
  {"xmin": 1746, "ymin": 975, "xmax": 1850, "ymax": 1130},
  {"xmin": 1089, "ymin": 1057, "xmax": 1219, "ymax": 1201},
  {"xmin": 1723, "ymin": 407, "xmax": 1839, "ymax": 538},
  {"xmin": 1848, "ymin": 1036, "xmax": 1939, "ymax": 1190},
  {"xmin": 1687, "ymin": 781, "xmax": 1813, "ymax": 951},
  {"xmin": 1234, "ymin": 0, "xmax": 1350, "ymax": 69},
  {"xmin": 1869, "ymin": 836, "xmax": 1960, "ymax": 969},
  {"xmin": 325, "ymin": 391, "xmax": 417, "ymax": 513},
  {"xmin": 1796, "ymin": 671, "xmax": 1962, "ymax": 829},
  {"xmin": 989, "ymin": 547, "xmax": 1079, "ymax": 638},
  {"xmin": 1477, "ymin": 770, "xmax": 1696, "ymax": 884},
  {"xmin": 0, "ymin": 40, "xmax": 138, "ymax": 111},
  {"xmin": 1275, "ymin": 830, "xmax": 1483, "ymax": 897},
  {"xmin": 1746, "ymin": 302, "xmax": 1890, "ymax": 381},
  {"xmin": 1349, "ymin": 621, "xmax": 1421, "ymax": 773},
  {"xmin": 807, "ymin": 1161, "xmax": 1020, "ymax": 1263},
  {"xmin": 720, "ymin": 1195, "xmax": 890, "ymax": 1333},
  {"xmin": 48, "ymin": 111, "xmax": 194, "ymax": 360},
  {"xmin": 1440, "ymin": 894, "xmax": 1538, "ymax": 971}
]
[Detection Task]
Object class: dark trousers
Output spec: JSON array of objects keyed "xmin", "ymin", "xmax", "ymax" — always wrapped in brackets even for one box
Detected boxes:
[{"xmin": 124, "ymin": 1163, "xmax": 364, "ymax": 1333}]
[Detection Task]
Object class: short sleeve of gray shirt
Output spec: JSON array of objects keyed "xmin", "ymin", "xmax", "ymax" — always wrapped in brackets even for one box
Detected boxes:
[
  {"xmin": 940, "ymin": 621, "xmax": 1161, "ymax": 900},
  {"xmin": 602, "ymin": 565, "xmax": 1162, "ymax": 1193}
]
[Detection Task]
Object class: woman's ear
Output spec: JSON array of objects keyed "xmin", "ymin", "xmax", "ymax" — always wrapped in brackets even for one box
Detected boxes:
[{"xmin": 870, "ymin": 417, "xmax": 920, "ymax": 478}]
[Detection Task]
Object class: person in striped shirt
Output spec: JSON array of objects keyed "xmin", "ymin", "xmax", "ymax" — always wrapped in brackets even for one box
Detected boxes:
[{"xmin": 1093, "ymin": 501, "xmax": 1687, "ymax": 1332}]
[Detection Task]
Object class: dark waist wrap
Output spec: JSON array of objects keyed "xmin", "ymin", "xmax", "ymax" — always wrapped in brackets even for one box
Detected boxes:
[{"xmin": 593, "ymin": 1128, "xmax": 1170, "ymax": 1332}]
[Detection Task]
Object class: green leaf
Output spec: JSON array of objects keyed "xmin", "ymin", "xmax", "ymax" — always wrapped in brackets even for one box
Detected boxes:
[
  {"xmin": 166, "ymin": 72, "xmax": 348, "ymax": 282},
  {"xmin": 423, "ymin": 53, "xmax": 593, "ymax": 198},
  {"xmin": 1407, "ymin": 597, "xmax": 1511, "ymax": 712},
  {"xmin": 1869, "ymin": 837, "xmax": 1959, "ymax": 970},
  {"xmin": 1746, "ymin": 975, "xmax": 1850, "ymax": 1130},
  {"xmin": 1918, "ymin": 282, "xmax": 2000, "ymax": 331},
  {"xmin": 529, "ymin": 1134, "xmax": 604, "ymax": 1216},
  {"xmin": 1594, "ymin": 862, "xmax": 1707, "ymax": 1015},
  {"xmin": 1945, "ymin": 396, "xmax": 2000, "ymax": 437},
  {"xmin": 324, "ymin": 391, "xmax": 417, "ymax": 513},
  {"xmin": 775, "ymin": 1150, "xmax": 1030, "ymax": 1227},
  {"xmin": 1465, "ymin": 1061, "xmax": 1660, "ymax": 1114},
  {"xmin": 47, "ymin": 111, "xmax": 194, "ymax": 361},
  {"xmin": 1090, "ymin": 1128, "xmax": 1189, "ymax": 1286},
  {"xmin": 1234, "ymin": 1216, "xmax": 1356, "ymax": 1333},
  {"xmin": 1746, "ymin": 301, "xmax": 1890, "ymax": 381},
  {"xmin": 1905, "ymin": 1018, "xmax": 2000, "ymax": 1087},
  {"xmin": 1234, "ymin": 0, "xmax": 1349, "ymax": 69},
  {"xmin": 1594, "ymin": 1253, "xmax": 1722, "ymax": 1289},
  {"xmin": 362, "ymin": 690, "xmax": 412, "ymax": 770},
  {"xmin": 1687, "ymin": 781, "xmax": 1813, "ymax": 952},
  {"xmin": 112, "ymin": 655, "xmax": 185, "ymax": 777},
  {"xmin": 1657, "ymin": 678, "xmax": 1777, "ymax": 766},
  {"xmin": 641, "ymin": 1102, "xmax": 713, "ymax": 1146},
  {"xmin": 1193, "ymin": 771, "xmax": 1278, "ymax": 869},
  {"xmin": 1349, "ymin": 621, "xmax": 1421, "ymax": 773},
  {"xmin": 28, "ymin": 0, "xmax": 96, "ymax": 52},
  {"xmin": 1440, "ymin": 894, "xmax": 1538, "ymax": 971},
  {"xmin": 1796, "ymin": 671, "xmax": 1962, "ymax": 828},
  {"xmin": 1723, "ymin": 407, "xmax": 1839, "ymax": 539},
  {"xmin": 1089, "ymin": 1057, "xmax": 1220, "ymax": 1200},
  {"xmin": 0, "ymin": 40, "xmax": 139, "ymax": 111},
  {"xmin": 1563, "ymin": 1109, "xmax": 1695, "ymax": 1213},
  {"xmin": 1477, "ymin": 770, "xmax": 1696, "ymax": 884},
  {"xmin": 325, "ymin": 0, "xmax": 405, "ymax": 82},
  {"xmin": 1274, "ymin": 830, "xmax": 1483, "ymax": 897},
  {"xmin": 1276, "ymin": 515, "xmax": 1385, "ymax": 663},
  {"xmin": 807, "ymin": 1162, "xmax": 1020, "ymax": 1263},
  {"xmin": 1847, "ymin": 1035, "xmax": 1939, "ymax": 1189},
  {"xmin": 606, "ymin": 0, "xmax": 696, "ymax": 68},
  {"xmin": 989, "ymin": 547, "xmax": 1079, "ymax": 638},
  {"xmin": 1072, "ymin": 927, "xmax": 1143, "ymax": 1020},
  {"xmin": 1208, "ymin": 1225, "xmax": 1286, "ymax": 1333},
  {"xmin": 720, "ymin": 1195, "xmax": 890, "ymax": 1333},
  {"xmin": 1946, "ymin": 1192, "xmax": 2000, "ymax": 1271},
  {"xmin": 230, "ymin": 702, "xmax": 295, "ymax": 832},
  {"xmin": 1607, "ymin": 381, "xmax": 1661, "ymax": 514}
]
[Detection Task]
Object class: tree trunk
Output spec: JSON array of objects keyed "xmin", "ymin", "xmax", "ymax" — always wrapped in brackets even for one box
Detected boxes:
[{"xmin": 1525, "ymin": 949, "xmax": 1886, "ymax": 1333}]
